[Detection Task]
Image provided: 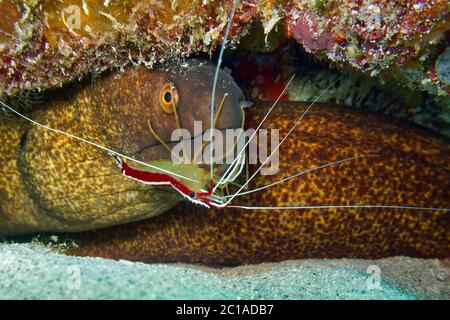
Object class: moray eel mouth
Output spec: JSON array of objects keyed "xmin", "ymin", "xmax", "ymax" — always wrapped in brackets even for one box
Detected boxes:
[{"xmin": 129, "ymin": 126, "xmax": 246, "ymax": 193}]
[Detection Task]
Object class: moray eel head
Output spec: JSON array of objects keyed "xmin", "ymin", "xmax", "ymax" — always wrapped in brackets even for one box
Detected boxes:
[
  {"xmin": 95, "ymin": 60, "xmax": 247, "ymax": 193},
  {"xmin": 3, "ymin": 60, "xmax": 245, "ymax": 235},
  {"xmin": 123, "ymin": 60, "xmax": 247, "ymax": 191}
]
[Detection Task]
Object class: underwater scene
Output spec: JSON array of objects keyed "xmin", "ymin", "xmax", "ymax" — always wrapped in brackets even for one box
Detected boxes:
[{"xmin": 0, "ymin": 0, "xmax": 449, "ymax": 302}]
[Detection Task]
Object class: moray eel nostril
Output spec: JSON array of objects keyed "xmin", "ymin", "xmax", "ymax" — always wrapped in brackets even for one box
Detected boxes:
[{"xmin": 0, "ymin": 59, "xmax": 245, "ymax": 236}]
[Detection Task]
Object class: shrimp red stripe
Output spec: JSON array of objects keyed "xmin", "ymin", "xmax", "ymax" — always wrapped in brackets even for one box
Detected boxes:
[
  {"xmin": 120, "ymin": 159, "xmax": 215, "ymax": 206},
  {"xmin": 121, "ymin": 160, "xmax": 193, "ymax": 195}
]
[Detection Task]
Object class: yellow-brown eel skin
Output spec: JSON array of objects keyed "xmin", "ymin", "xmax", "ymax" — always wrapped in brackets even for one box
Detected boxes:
[{"xmin": 69, "ymin": 101, "xmax": 449, "ymax": 265}]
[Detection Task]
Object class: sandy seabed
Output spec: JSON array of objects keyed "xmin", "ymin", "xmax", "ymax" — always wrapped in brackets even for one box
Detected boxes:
[{"xmin": 0, "ymin": 243, "xmax": 448, "ymax": 300}]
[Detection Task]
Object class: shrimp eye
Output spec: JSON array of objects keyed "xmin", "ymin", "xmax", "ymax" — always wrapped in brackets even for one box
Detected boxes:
[
  {"xmin": 189, "ymin": 192, "xmax": 196, "ymax": 199},
  {"xmin": 159, "ymin": 83, "xmax": 179, "ymax": 114}
]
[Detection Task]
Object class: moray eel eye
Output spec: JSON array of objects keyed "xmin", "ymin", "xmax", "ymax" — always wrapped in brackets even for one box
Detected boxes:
[{"xmin": 159, "ymin": 83, "xmax": 179, "ymax": 114}]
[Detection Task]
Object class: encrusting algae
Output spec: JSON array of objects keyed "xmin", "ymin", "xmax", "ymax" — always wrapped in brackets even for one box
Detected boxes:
[{"xmin": 0, "ymin": 0, "xmax": 449, "ymax": 96}]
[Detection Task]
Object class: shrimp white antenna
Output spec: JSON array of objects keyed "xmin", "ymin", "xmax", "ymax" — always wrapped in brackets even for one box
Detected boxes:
[
  {"xmin": 217, "ymin": 151, "xmax": 245, "ymax": 185},
  {"xmin": 210, "ymin": 0, "xmax": 240, "ymax": 180},
  {"xmin": 229, "ymin": 204, "xmax": 449, "ymax": 212},
  {"xmin": 213, "ymin": 73, "xmax": 296, "ymax": 194},
  {"xmin": 225, "ymin": 155, "xmax": 363, "ymax": 198},
  {"xmin": 224, "ymin": 77, "xmax": 341, "ymax": 206},
  {"xmin": 0, "ymin": 100, "xmax": 199, "ymax": 183}
]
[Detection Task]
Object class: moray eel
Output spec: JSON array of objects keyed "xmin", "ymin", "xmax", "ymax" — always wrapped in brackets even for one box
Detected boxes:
[
  {"xmin": 0, "ymin": 60, "xmax": 245, "ymax": 236},
  {"xmin": 69, "ymin": 102, "xmax": 450, "ymax": 265},
  {"xmin": 1, "ymin": 60, "xmax": 449, "ymax": 264}
]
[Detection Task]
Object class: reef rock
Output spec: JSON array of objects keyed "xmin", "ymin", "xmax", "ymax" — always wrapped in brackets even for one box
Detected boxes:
[{"xmin": 0, "ymin": 0, "xmax": 448, "ymax": 96}]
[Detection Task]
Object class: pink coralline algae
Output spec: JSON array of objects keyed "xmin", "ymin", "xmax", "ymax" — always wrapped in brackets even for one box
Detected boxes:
[
  {"xmin": 291, "ymin": 14, "xmax": 336, "ymax": 51},
  {"xmin": 286, "ymin": 0, "xmax": 449, "ymax": 94}
]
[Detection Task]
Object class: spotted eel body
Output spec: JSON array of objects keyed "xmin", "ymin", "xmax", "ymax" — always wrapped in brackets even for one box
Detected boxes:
[{"xmin": 70, "ymin": 102, "xmax": 450, "ymax": 265}]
